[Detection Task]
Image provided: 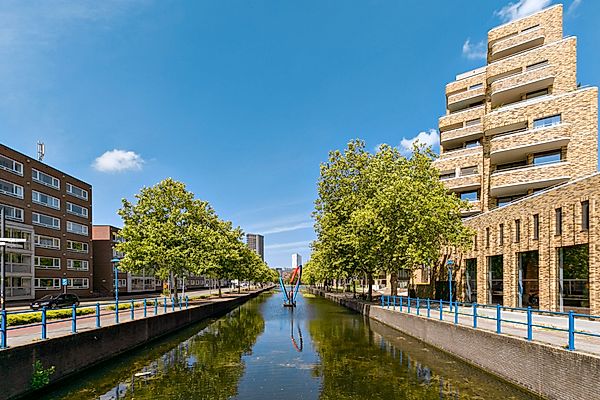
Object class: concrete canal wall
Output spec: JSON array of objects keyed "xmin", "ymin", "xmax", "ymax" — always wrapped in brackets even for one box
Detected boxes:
[
  {"xmin": 0, "ymin": 287, "xmax": 272, "ymax": 400},
  {"xmin": 310, "ymin": 289, "xmax": 600, "ymax": 400}
]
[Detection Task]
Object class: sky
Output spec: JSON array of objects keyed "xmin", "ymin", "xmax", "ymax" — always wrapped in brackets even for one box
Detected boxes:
[{"xmin": 0, "ymin": 0, "xmax": 598, "ymax": 268}]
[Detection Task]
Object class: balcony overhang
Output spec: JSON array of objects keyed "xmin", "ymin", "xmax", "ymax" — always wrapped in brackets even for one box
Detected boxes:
[
  {"xmin": 490, "ymin": 174, "xmax": 570, "ymax": 197},
  {"xmin": 490, "ymin": 30, "xmax": 545, "ymax": 62},
  {"xmin": 490, "ymin": 136, "xmax": 569, "ymax": 164},
  {"xmin": 491, "ymin": 75, "xmax": 554, "ymax": 107},
  {"xmin": 447, "ymin": 89, "xmax": 486, "ymax": 113}
]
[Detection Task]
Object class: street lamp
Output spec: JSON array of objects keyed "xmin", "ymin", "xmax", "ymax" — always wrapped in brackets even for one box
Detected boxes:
[
  {"xmin": 447, "ymin": 259, "xmax": 454, "ymax": 311},
  {"xmin": 111, "ymin": 258, "xmax": 121, "ymax": 322},
  {"xmin": 0, "ymin": 208, "xmax": 26, "ymax": 311}
]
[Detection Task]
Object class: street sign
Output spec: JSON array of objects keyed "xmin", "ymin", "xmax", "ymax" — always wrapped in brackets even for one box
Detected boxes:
[
  {"xmin": 446, "ymin": 259, "xmax": 455, "ymax": 266},
  {"xmin": 61, "ymin": 278, "xmax": 69, "ymax": 286}
]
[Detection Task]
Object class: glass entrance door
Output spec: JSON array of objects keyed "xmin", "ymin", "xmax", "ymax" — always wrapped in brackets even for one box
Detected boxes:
[
  {"xmin": 488, "ymin": 255, "xmax": 503, "ymax": 305},
  {"xmin": 465, "ymin": 258, "xmax": 477, "ymax": 303},
  {"xmin": 559, "ymin": 245, "xmax": 590, "ymax": 313},
  {"xmin": 519, "ymin": 251, "xmax": 539, "ymax": 308}
]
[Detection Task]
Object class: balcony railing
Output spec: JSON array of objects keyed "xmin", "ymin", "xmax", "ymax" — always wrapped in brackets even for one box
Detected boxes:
[
  {"xmin": 447, "ymin": 87, "xmax": 486, "ymax": 112},
  {"xmin": 490, "ymin": 123, "xmax": 569, "ymax": 164},
  {"xmin": 441, "ymin": 123, "xmax": 483, "ymax": 146},
  {"xmin": 491, "ymin": 26, "xmax": 545, "ymax": 61},
  {"xmin": 491, "ymin": 65, "xmax": 554, "ymax": 105},
  {"xmin": 490, "ymin": 160, "xmax": 570, "ymax": 197},
  {"xmin": 5, "ymin": 262, "xmax": 33, "ymax": 274}
]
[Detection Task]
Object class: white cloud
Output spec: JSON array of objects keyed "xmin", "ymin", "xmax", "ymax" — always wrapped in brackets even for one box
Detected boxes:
[
  {"xmin": 568, "ymin": 0, "xmax": 582, "ymax": 15},
  {"xmin": 261, "ymin": 222, "xmax": 313, "ymax": 235},
  {"xmin": 93, "ymin": 149, "xmax": 144, "ymax": 172},
  {"xmin": 265, "ymin": 241, "xmax": 312, "ymax": 250},
  {"xmin": 462, "ymin": 38, "xmax": 487, "ymax": 60},
  {"xmin": 400, "ymin": 129, "xmax": 440, "ymax": 154},
  {"xmin": 495, "ymin": 0, "xmax": 553, "ymax": 22}
]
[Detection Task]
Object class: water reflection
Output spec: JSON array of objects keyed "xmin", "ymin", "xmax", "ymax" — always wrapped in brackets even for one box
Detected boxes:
[{"xmin": 290, "ymin": 312, "xmax": 303, "ymax": 352}]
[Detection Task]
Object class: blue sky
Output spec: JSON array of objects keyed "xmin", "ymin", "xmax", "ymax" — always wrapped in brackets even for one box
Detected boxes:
[{"xmin": 0, "ymin": 0, "xmax": 597, "ymax": 268}]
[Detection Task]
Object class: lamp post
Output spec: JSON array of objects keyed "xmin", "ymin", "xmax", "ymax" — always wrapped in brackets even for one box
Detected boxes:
[
  {"xmin": 0, "ymin": 209, "xmax": 26, "ymax": 311},
  {"xmin": 447, "ymin": 259, "xmax": 454, "ymax": 311},
  {"xmin": 111, "ymin": 258, "xmax": 121, "ymax": 309}
]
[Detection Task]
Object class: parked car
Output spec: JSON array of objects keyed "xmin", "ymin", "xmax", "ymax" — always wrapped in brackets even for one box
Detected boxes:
[{"xmin": 30, "ymin": 294, "xmax": 80, "ymax": 310}]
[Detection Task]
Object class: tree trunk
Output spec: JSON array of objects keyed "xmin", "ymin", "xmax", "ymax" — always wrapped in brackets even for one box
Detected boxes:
[
  {"xmin": 390, "ymin": 271, "xmax": 398, "ymax": 296},
  {"xmin": 353, "ymin": 280, "xmax": 356, "ymax": 298},
  {"xmin": 218, "ymin": 279, "xmax": 222, "ymax": 297},
  {"xmin": 238, "ymin": 278, "xmax": 241, "ymax": 294},
  {"xmin": 367, "ymin": 272, "xmax": 373, "ymax": 302}
]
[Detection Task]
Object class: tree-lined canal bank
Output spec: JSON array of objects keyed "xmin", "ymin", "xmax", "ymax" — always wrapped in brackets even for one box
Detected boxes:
[{"xmin": 41, "ymin": 291, "xmax": 538, "ymax": 399}]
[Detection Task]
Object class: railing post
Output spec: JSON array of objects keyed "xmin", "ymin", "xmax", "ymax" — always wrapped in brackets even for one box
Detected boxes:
[
  {"xmin": 95, "ymin": 303, "xmax": 100, "ymax": 328},
  {"xmin": 115, "ymin": 299, "xmax": 119, "ymax": 324},
  {"xmin": 380, "ymin": 295, "xmax": 384, "ymax": 307},
  {"xmin": 473, "ymin": 303, "xmax": 478, "ymax": 329},
  {"xmin": 41, "ymin": 307, "xmax": 47, "ymax": 340},
  {"xmin": 439, "ymin": 299, "xmax": 443, "ymax": 320},
  {"xmin": 186, "ymin": 296, "xmax": 189, "ymax": 309},
  {"xmin": 387, "ymin": 295, "xmax": 390, "ymax": 309},
  {"xmin": 143, "ymin": 299, "xmax": 147, "ymax": 318},
  {"xmin": 164, "ymin": 297, "xmax": 167, "ymax": 314},
  {"xmin": 568, "ymin": 311, "xmax": 575, "ymax": 351},
  {"xmin": 179, "ymin": 296, "xmax": 182, "ymax": 311},
  {"xmin": 527, "ymin": 306, "xmax": 532, "ymax": 341},
  {"xmin": 131, "ymin": 300, "xmax": 135, "ymax": 320},
  {"xmin": 171, "ymin": 297, "xmax": 175, "ymax": 312},
  {"xmin": 0, "ymin": 309, "xmax": 6, "ymax": 348},
  {"xmin": 407, "ymin": 296, "xmax": 411, "ymax": 314},
  {"xmin": 496, "ymin": 304, "xmax": 502, "ymax": 334},
  {"xmin": 399, "ymin": 296, "xmax": 403, "ymax": 312},
  {"xmin": 393, "ymin": 296, "xmax": 396, "ymax": 311},
  {"xmin": 454, "ymin": 301, "xmax": 459, "ymax": 325},
  {"xmin": 427, "ymin": 298, "xmax": 431, "ymax": 318},
  {"xmin": 72, "ymin": 304, "xmax": 77, "ymax": 333},
  {"xmin": 154, "ymin": 298, "xmax": 158, "ymax": 315},
  {"xmin": 416, "ymin": 298, "xmax": 420, "ymax": 316}
]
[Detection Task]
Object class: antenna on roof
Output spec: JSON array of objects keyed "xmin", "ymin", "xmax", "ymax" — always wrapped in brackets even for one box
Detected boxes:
[{"xmin": 37, "ymin": 141, "xmax": 45, "ymax": 161}]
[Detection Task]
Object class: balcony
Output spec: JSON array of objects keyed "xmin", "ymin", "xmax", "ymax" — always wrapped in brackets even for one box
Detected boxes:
[
  {"xmin": 490, "ymin": 26, "xmax": 545, "ymax": 62},
  {"xmin": 441, "ymin": 173, "xmax": 481, "ymax": 191},
  {"xmin": 441, "ymin": 123, "xmax": 483, "ymax": 147},
  {"xmin": 490, "ymin": 161, "xmax": 571, "ymax": 197},
  {"xmin": 434, "ymin": 146, "xmax": 483, "ymax": 175},
  {"xmin": 490, "ymin": 65, "xmax": 555, "ymax": 107},
  {"xmin": 490, "ymin": 123, "xmax": 570, "ymax": 164},
  {"xmin": 447, "ymin": 87, "xmax": 486, "ymax": 113},
  {"xmin": 439, "ymin": 105, "xmax": 485, "ymax": 131},
  {"xmin": 5, "ymin": 262, "xmax": 33, "ymax": 274}
]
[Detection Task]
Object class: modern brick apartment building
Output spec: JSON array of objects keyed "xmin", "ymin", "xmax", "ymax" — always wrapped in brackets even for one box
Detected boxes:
[
  {"xmin": 0, "ymin": 143, "xmax": 93, "ymax": 300},
  {"xmin": 432, "ymin": 5, "xmax": 600, "ymax": 314}
]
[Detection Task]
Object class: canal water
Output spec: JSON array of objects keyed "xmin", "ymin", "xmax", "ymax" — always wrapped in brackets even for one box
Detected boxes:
[{"xmin": 42, "ymin": 291, "xmax": 538, "ymax": 399}]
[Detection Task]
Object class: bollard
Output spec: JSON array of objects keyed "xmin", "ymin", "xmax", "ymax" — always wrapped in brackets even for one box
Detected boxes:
[
  {"xmin": 568, "ymin": 311, "xmax": 575, "ymax": 351},
  {"xmin": 439, "ymin": 299, "xmax": 443, "ymax": 320},
  {"xmin": 72, "ymin": 304, "xmax": 77, "ymax": 333},
  {"xmin": 527, "ymin": 307, "xmax": 532, "ymax": 341},
  {"xmin": 131, "ymin": 300, "xmax": 135, "ymax": 320},
  {"xmin": 426, "ymin": 298, "xmax": 431, "ymax": 318},
  {"xmin": 115, "ymin": 299, "xmax": 120, "ymax": 324},
  {"xmin": 143, "ymin": 299, "xmax": 147, "ymax": 318},
  {"xmin": 454, "ymin": 301, "xmax": 459, "ymax": 325},
  {"xmin": 96, "ymin": 303, "xmax": 100, "ymax": 328},
  {"xmin": 0, "ymin": 310, "xmax": 5, "ymax": 348},
  {"xmin": 473, "ymin": 303, "xmax": 478, "ymax": 329},
  {"xmin": 164, "ymin": 297, "xmax": 167, "ymax": 314},
  {"xmin": 416, "ymin": 298, "xmax": 420, "ymax": 316},
  {"xmin": 496, "ymin": 304, "xmax": 502, "ymax": 334},
  {"xmin": 42, "ymin": 308, "xmax": 47, "ymax": 340},
  {"xmin": 154, "ymin": 298, "xmax": 158, "ymax": 315},
  {"xmin": 407, "ymin": 296, "xmax": 411, "ymax": 314}
]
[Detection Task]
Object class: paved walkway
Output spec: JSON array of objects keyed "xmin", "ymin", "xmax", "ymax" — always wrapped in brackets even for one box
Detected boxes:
[{"xmin": 2, "ymin": 287, "xmax": 269, "ymax": 349}]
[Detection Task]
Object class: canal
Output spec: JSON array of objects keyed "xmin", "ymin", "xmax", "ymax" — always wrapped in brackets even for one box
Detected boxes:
[{"xmin": 42, "ymin": 291, "xmax": 538, "ymax": 399}]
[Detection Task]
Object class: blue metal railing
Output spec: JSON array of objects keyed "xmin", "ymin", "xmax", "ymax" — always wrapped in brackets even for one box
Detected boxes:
[
  {"xmin": 380, "ymin": 295, "xmax": 600, "ymax": 352},
  {"xmin": 0, "ymin": 295, "xmax": 191, "ymax": 349}
]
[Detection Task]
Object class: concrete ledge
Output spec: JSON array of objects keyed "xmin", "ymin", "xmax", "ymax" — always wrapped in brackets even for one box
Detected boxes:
[
  {"xmin": 0, "ymin": 287, "xmax": 272, "ymax": 400},
  {"xmin": 311, "ymin": 289, "xmax": 600, "ymax": 400}
]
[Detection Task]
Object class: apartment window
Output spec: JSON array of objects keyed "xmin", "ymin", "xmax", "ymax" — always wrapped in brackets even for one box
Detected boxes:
[
  {"xmin": 526, "ymin": 60, "xmax": 549, "ymax": 71},
  {"xmin": 67, "ymin": 221, "xmax": 89, "ymax": 236},
  {"xmin": 0, "ymin": 155, "xmax": 23, "ymax": 176},
  {"xmin": 533, "ymin": 114, "xmax": 561, "ymax": 129},
  {"xmin": 66, "ymin": 183, "xmax": 88, "ymax": 200},
  {"xmin": 499, "ymin": 224, "xmax": 504, "ymax": 246},
  {"xmin": 32, "ymin": 212, "xmax": 60, "ymax": 230},
  {"xmin": 67, "ymin": 240, "xmax": 88, "ymax": 253},
  {"xmin": 521, "ymin": 24, "xmax": 539, "ymax": 33},
  {"xmin": 469, "ymin": 83, "xmax": 483, "ymax": 90},
  {"xmin": 496, "ymin": 160, "xmax": 527, "ymax": 172},
  {"xmin": 465, "ymin": 140, "xmax": 481, "ymax": 148},
  {"xmin": 582, "ymin": 201, "xmax": 590, "ymax": 231},
  {"xmin": 525, "ymin": 88, "xmax": 549, "ymax": 100},
  {"xmin": 34, "ymin": 256, "xmax": 60, "ymax": 269},
  {"xmin": 465, "ymin": 118, "xmax": 480, "ymax": 127},
  {"xmin": 460, "ymin": 191, "xmax": 479, "ymax": 202},
  {"xmin": 32, "ymin": 169, "xmax": 60, "ymax": 189},
  {"xmin": 533, "ymin": 150, "xmax": 562, "ymax": 166},
  {"xmin": 0, "ymin": 204, "xmax": 24, "ymax": 222},
  {"xmin": 439, "ymin": 171, "xmax": 456, "ymax": 180},
  {"xmin": 67, "ymin": 259, "xmax": 89, "ymax": 271},
  {"xmin": 515, "ymin": 219, "xmax": 521, "ymax": 243},
  {"xmin": 68, "ymin": 278, "xmax": 89, "ymax": 289},
  {"xmin": 113, "ymin": 279, "xmax": 127, "ymax": 288},
  {"xmin": 497, "ymin": 194, "xmax": 526, "ymax": 207},
  {"xmin": 556, "ymin": 208, "xmax": 563, "ymax": 235},
  {"xmin": 66, "ymin": 202, "xmax": 88, "ymax": 218},
  {"xmin": 35, "ymin": 235, "xmax": 60, "ymax": 250},
  {"xmin": 486, "ymin": 227, "xmax": 490, "ymax": 248},
  {"xmin": 0, "ymin": 178, "xmax": 24, "ymax": 198},
  {"xmin": 32, "ymin": 190, "xmax": 60, "ymax": 209},
  {"xmin": 460, "ymin": 166, "xmax": 478, "ymax": 176},
  {"xmin": 35, "ymin": 278, "xmax": 60, "ymax": 289},
  {"xmin": 533, "ymin": 214, "xmax": 540, "ymax": 240}
]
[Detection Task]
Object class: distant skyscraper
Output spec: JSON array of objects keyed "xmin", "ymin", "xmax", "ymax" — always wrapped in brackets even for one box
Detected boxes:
[
  {"xmin": 246, "ymin": 233, "xmax": 264, "ymax": 261},
  {"xmin": 291, "ymin": 253, "xmax": 302, "ymax": 268}
]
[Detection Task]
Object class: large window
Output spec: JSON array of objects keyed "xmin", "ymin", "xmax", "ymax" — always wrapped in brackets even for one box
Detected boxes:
[
  {"xmin": 67, "ymin": 259, "xmax": 89, "ymax": 271},
  {"xmin": 460, "ymin": 191, "xmax": 479, "ymax": 202},
  {"xmin": 35, "ymin": 278, "xmax": 61, "ymax": 289},
  {"xmin": 519, "ymin": 251, "xmax": 539, "ymax": 308},
  {"xmin": 465, "ymin": 258, "xmax": 477, "ymax": 303},
  {"xmin": 66, "ymin": 202, "xmax": 88, "ymax": 218},
  {"xmin": 34, "ymin": 256, "xmax": 60, "ymax": 269},
  {"xmin": 68, "ymin": 278, "xmax": 89, "ymax": 289},
  {"xmin": 488, "ymin": 255, "xmax": 504, "ymax": 305},
  {"xmin": 533, "ymin": 150, "xmax": 562, "ymax": 166},
  {"xmin": 32, "ymin": 212, "xmax": 60, "ymax": 229},
  {"xmin": 66, "ymin": 183, "xmax": 88, "ymax": 200},
  {"xmin": 559, "ymin": 244, "xmax": 589, "ymax": 312},
  {"xmin": 32, "ymin": 190, "xmax": 60, "ymax": 209},
  {"xmin": 34, "ymin": 235, "xmax": 60, "ymax": 249},
  {"xmin": 533, "ymin": 114, "xmax": 561, "ymax": 129},
  {"xmin": 0, "ymin": 155, "xmax": 23, "ymax": 175},
  {"xmin": 67, "ymin": 221, "xmax": 89, "ymax": 236},
  {"xmin": 0, "ymin": 178, "xmax": 23, "ymax": 198},
  {"xmin": 0, "ymin": 204, "xmax": 24, "ymax": 222},
  {"xmin": 32, "ymin": 169, "xmax": 60, "ymax": 189},
  {"xmin": 67, "ymin": 240, "xmax": 88, "ymax": 253}
]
